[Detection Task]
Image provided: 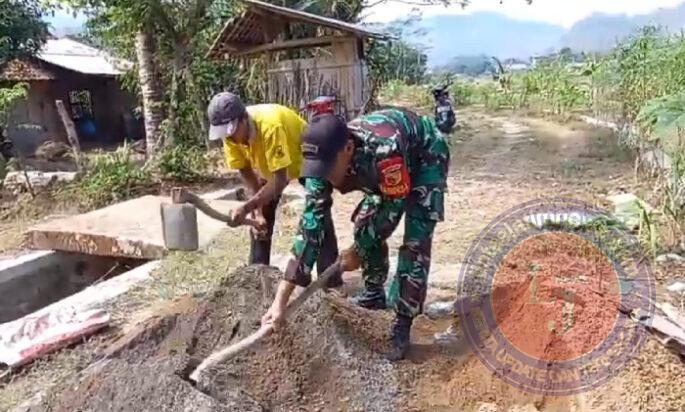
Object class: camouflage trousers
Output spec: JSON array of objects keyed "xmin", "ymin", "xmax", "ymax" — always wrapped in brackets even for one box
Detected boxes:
[{"xmin": 352, "ymin": 133, "xmax": 449, "ymax": 318}]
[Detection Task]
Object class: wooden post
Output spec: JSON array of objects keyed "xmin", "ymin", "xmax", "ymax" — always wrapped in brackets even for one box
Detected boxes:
[{"xmin": 55, "ymin": 100, "xmax": 82, "ymax": 168}]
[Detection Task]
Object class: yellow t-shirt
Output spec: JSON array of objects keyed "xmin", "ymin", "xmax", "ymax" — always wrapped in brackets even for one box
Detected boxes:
[{"xmin": 223, "ymin": 104, "xmax": 306, "ymax": 180}]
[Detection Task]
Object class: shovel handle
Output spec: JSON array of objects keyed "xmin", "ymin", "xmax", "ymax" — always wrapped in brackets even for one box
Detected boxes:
[
  {"xmin": 188, "ymin": 261, "xmax": 343, "ymax": 383},
  {"xmin": 171, "ymin": 188, "xmax": 261, "ymax": 229}
]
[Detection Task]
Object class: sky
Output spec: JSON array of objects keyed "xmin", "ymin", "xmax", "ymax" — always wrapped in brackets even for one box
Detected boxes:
[
  {"xmin": 364, "ymin": 0, "xmax": 685, "ymax": 27},
  {"xmin": 46, "ymin": 0, "xmax": 685, "ymax": 31},
  {"xmin": 46, "ymin": 9, "xmax": 87, "ymax": 33}
]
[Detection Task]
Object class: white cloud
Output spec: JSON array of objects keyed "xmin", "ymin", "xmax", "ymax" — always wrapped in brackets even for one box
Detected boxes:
[{"xmin": 364, "ymin": 0, "xmax": 685, "ymax": 28}]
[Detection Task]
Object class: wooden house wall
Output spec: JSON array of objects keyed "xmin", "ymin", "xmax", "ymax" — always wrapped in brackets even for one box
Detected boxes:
[
  {"xmin": 5, "ymin": 65, "xmax": 137, "ymax": 155},
  {"xmin": 266, "ymin": 39, "xmax": 369, "ymax": 117}
]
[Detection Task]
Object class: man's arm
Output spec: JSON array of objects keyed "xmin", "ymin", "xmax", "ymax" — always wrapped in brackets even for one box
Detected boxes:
[
  {"xmin": 240, "ymin": 168, "xmax": 289, "ymax": 215},
  {"xmin": 238, "ymin": 167, "xmax": 261, "ymax": 196},
  {"xmin": 284, "ymin": 177, "xmax": 332, "ymax": 287},
  {"xmin": 261, "ymin": 177, "xmax": 333, "ymax": 330}
]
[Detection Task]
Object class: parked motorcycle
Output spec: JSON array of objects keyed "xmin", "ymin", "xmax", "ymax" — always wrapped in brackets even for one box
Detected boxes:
[
  {"xmin": 302, "ymin": 95, "xmax": 347, "ymax": 122},
  {"xmin": 432, "ymin": 83, "xmax": 456, "ymax": 134}
]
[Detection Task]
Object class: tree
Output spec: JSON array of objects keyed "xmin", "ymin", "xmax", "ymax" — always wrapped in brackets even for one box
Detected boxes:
[
  {"xmin": 59, "ymin": 0, "xmax": 227, "ymax": 158},
  {"xmin": 0, "ymin": 0, "xmax": 49, "ymax": 65},
  {"xmin": 0, "ymin": 0, "xmax": 49, "ymax": 149}
]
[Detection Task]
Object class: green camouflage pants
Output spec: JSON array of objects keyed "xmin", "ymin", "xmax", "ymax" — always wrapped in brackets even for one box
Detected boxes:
[{"xmin": 353, "ymin": 127, "xmax": 449, "ymax": 318}]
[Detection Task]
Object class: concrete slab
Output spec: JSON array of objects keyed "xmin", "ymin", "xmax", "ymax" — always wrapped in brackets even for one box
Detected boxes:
[{"xmin": 24, "ymin": 195, "xmax": 242, "ymax": 259}]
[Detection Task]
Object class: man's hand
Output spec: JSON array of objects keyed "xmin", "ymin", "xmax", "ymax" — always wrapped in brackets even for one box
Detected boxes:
[
  {"xmin": 262, "ymin": 280, "xmax": 295, "ymax": 332},
  {"xmin": 341, "ymin": 247, "xmax": 362, "ymax": 272},
  {"xmin": 250, "ymin": 210, "xmax": 269, "ymax": 239},
  {"xmin": 261, "ymin": 300, "xmax": 287, "ymax": 331},
  {"xmin": 230, "ymin": 205, "xmax": 250, "ymax": 227}
]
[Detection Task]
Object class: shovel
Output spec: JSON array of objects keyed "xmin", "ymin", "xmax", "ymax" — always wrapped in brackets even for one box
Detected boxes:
[
  {"xmin": 161, "ymin": 187, "xmax": 263, "ymax": 250},
  {"xmin": 188, "ymin": 260, "xmax": 344, "ymax": 384}
]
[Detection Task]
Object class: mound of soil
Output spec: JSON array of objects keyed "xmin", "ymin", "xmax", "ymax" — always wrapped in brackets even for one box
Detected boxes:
[
  {"xmin": 40, "ymin": 266, "xmax": 400, "ymax": 412},
  {"xmin": 492, "ymin": 232, "xmax": 622, "ymax": 362}
]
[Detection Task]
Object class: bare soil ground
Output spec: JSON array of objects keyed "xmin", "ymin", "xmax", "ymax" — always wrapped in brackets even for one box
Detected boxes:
[{"xmin": 2, "ymin": 107, "xmax": 684, "ymax": 412}]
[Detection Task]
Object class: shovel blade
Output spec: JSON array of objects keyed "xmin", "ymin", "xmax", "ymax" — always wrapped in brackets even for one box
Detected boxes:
[{"xmin": 161, "ymin": 203, "xmax": 200, "ymax": 251}]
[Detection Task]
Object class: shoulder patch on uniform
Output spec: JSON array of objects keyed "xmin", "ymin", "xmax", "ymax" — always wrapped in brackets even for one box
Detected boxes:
[{"xmin": 378, "ymin": 156, "xmax": 410, "ymax": 198}]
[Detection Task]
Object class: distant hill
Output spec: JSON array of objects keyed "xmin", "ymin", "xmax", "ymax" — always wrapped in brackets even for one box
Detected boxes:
[
  {"xmin": 561, "ymin": 3, "xmax": 685, "ymax": 52},
  {"xmin": 403, "ymin": 2, "xmax": 685, "ymax": 67},
  {"xmin": 415, "ymin": 12, "xmax": 564, "ymax": 66}
]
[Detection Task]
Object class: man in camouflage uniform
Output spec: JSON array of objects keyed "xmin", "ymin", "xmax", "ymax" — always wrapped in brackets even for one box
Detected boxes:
[{"xmin": 262, "ymin": 107, "xmax": 450, "ymax": 360}]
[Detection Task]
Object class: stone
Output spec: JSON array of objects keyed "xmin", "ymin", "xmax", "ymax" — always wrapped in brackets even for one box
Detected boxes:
[
  {"xmin": 608, "ymin": 193, "xmax": 652, "ymax": 230},
  {"xmin": 424, "ymin": 300, "xmax": 455, "ymax": 320},
  {"xmin": 656, "ymin": 254, "xmax": 685, "ymax": 264},
  {"xmin": 34, "ymin": 140, "xmax": 71, "ymax": 161},
  {"xmin": 3, "ymin": 171, "xmax": 77, "ymax": 194}
]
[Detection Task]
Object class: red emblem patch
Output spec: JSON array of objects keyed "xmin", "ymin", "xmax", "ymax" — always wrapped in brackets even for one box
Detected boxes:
[{"xmin": 378, "ymin": 156, "xmax": 410, "ymax": 198}]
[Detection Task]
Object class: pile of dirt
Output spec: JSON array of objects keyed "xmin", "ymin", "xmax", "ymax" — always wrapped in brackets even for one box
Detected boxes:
[
  {"xmin": 39, "ymin": 265, "xmax": 400, "ymax": 412},
  {"xmin": 491, "ymin": 232, "xmax": 622, "ymax": 362}
]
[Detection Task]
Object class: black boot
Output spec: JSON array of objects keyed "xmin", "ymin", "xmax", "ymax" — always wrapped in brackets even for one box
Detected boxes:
[
  {"xmin": 349, "ymin": 287, "xmax": 387, "ymax": 310},
  {"xmin": 387, "ymin": 314, "xmax": 413, "ymax": 361}
]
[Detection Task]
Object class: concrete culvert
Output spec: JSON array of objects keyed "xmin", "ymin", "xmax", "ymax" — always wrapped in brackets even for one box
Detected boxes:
[
  {"xmin": 0, "ymin": 251, "xmax": 148, "ymax": 323},
  {"xmin": 41, "ymin": 265, "xmax": 402, "ymax": 412}
]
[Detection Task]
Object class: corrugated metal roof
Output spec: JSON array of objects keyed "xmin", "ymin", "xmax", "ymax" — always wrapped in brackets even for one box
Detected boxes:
[
  {"xmin": 37, "ymin": 38, "xmax": 132, "ymax": 76},
  {"xmin": 208, "ymin": 0, "xmax": 391, "ymax": 59}
]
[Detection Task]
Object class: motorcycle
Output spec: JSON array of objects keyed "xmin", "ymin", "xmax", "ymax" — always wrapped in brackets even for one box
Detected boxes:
[
  {"xmin": 302, "ymin": 95, "xmax": 347, "ymax": 122},
  {"xmin": 432, "ymin": 83, "xmax": 456, "ymax": 134}
]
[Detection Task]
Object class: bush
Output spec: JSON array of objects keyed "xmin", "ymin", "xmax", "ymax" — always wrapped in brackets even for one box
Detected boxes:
[
  {"xmin": 157, "ymin": 144, "xmax": 210, "ymax": 182},
  {"xmin": 379, "ymin": 80, "xmax": 432, "ymax": 109},
  {"xmin": 61, "ymin": 144, "xmax": 152, "ymax": 208},
  {"xmin": 449, "ymin": 81, "xmax": 476, "ymax": 106}
]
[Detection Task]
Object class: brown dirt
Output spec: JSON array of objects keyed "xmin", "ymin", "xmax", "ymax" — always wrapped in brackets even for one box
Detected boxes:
[
  {"xmin": 492, "ymin": 233, "xmax": 621, "ymax": 362},
  {"xmin": 38, "ymin": 266, "xmax": 400, "ymax": 412}
]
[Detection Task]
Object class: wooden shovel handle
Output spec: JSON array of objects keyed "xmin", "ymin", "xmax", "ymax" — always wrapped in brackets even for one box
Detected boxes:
[
  {"xmin": 189, "ymin": 261, "xmax": 343, "ymax": 383},
  {"xmin": 171, "ymin": 187, "xmax": 261, "ymax": 229}
]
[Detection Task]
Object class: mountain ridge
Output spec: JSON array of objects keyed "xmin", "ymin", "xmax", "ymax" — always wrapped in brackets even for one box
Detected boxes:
[{"xmin": 407, "ymin": 2, "xmax": 685, "ymax": 66}]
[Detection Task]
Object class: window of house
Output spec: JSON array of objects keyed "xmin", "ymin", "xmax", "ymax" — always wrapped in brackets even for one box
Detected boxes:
[{"xmin": 68, "ymin": 90, "xmax": 93, "ymax": 120}]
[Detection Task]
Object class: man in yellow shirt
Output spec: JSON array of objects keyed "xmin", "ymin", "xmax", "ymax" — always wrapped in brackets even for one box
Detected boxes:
[{"xmin": 207, "ymin": 92, "xmax": 341, "ymax": 287}]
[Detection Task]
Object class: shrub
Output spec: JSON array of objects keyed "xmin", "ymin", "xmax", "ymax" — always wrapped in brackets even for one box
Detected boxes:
[
  {"xmin": 61, "ymin": 144, "xmax": 152, "ymax": 208},
  {"xmin": 157, "ymin": 144, "xmax": 210, "ymax": 182}
]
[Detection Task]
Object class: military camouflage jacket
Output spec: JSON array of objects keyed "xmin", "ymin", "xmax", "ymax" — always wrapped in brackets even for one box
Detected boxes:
[{"xmin": 285, "ymin": 108, "xmax": 449, "ymax": 286}]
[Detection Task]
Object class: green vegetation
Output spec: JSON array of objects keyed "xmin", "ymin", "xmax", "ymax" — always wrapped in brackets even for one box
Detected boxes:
[
  {"xmin": 156, "ymin": 144, "xmax": 210, "ymax": 183},
  {"xmin": 0, "ymin": 0, "xmax": 48, "ymax": 65},
  {"xmin": 60, "ymin": 145, "xmax": 152, "ymax": 208}
]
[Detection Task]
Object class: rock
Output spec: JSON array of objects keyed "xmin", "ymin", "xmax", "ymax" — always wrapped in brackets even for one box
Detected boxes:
[
  {"xmin": 667, "ymin": 281, "xmax": 685, "ymax": 294},
  {"xmin": 34, "ymin": 140, "xmax": 71, "ymax": 161},
  {"xmin": 129, "ymin": 139, "xmax": 146, "ymax": 155},
  {"xmin": 424, "ymin": 300, "xmax": 454, "ymax": 320},
  {"xmin": 477, "ymin": 402, "xmax": 499, "ymax": 412},
  {"xmin": 607, "ymin": 193, "xmax": 652, "ymax": 230},
  {"xmin": 434, "ymin": 324, "xmax": 460, "ymax": 344},
  {"xmin": 3, "ymin": 171, "xmax": 77, "ymax": 194},
  {"xmin": 656, "ymin": 254, "xmax": 685, "ymax": 264}
]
